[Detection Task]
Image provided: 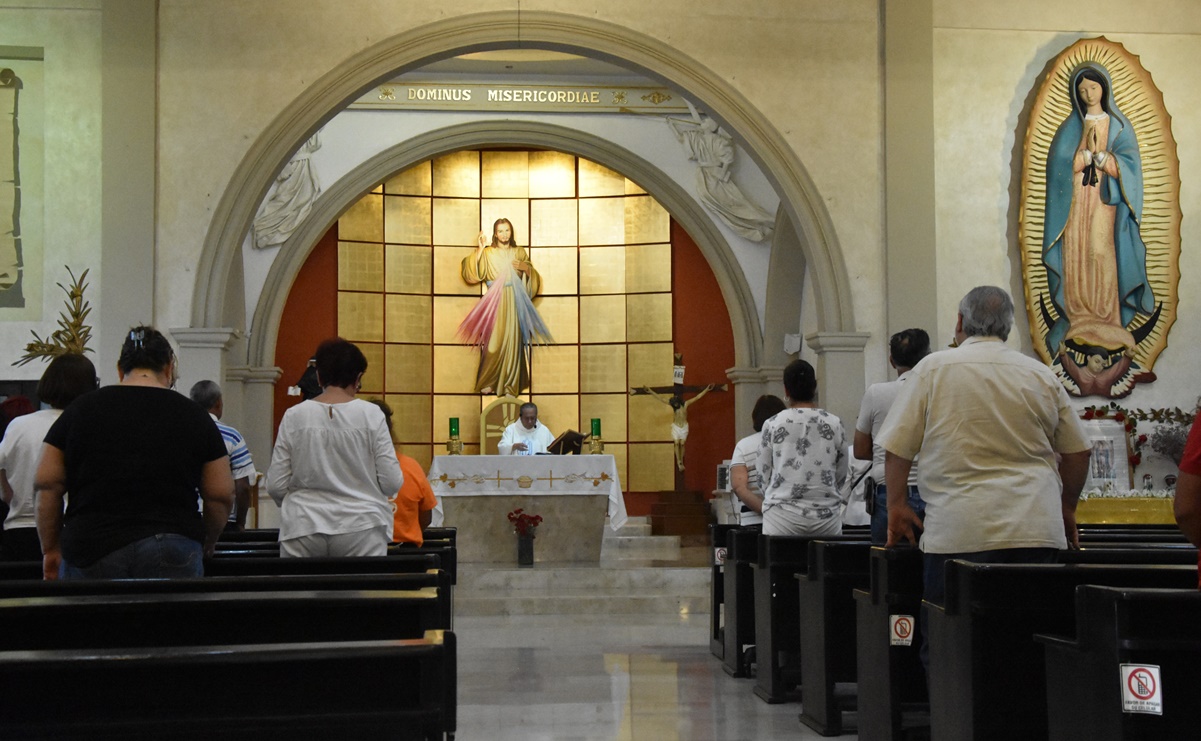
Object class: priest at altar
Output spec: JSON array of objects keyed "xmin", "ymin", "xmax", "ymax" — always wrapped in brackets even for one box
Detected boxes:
[{"xmin": 498, "ymin": 402, "xmax": 555, "ymax": 456}]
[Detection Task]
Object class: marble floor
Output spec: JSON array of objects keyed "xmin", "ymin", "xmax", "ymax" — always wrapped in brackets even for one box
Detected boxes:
[{"xmin": 456, "ymin": 611, "xmax": 857, "ymax": 741}]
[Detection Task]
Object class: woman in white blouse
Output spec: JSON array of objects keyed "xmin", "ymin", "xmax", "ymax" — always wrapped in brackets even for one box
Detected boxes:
[
  {"xmin": 757, "ymin": 359, "xmax": 848, "ymax": 536},
  {"xmin": 267, "ymin": 338, "xmax": 403, "ymax": 557}
]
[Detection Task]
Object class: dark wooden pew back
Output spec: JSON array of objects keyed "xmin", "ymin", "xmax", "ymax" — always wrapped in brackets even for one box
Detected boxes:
[
  {"xmin": 0, "ymin": 633, "xmax": 455, "ymax": 740},
  {"xmin": 1040, "ymin": 585, "xmax": 1201, "ymax": 741},
  {"xmin": 798, "ymin": 539, "xmax": 874, "ymax": 735},
  {"xmin": 722, "ymin": 527, "xmax": 760, "ymax": 677},
  {"xmin": 929, "ymin": 561, "xmax": 1198, "ymax": 741},
  {"xmin": 0, "ymin": 589, "xmax": 444, "ymax": 651},
  {"xmin": 753, "ymin": 530, "xmax": 869, "ymax": 703}
]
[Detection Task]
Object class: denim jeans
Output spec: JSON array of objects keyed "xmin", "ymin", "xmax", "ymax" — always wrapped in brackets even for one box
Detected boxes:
[
  {"xmin": 60, "ymin": 533, "xmax": 204, "ymax": 579},
  {"xmin": 870, "ymin": 484, "xmax": 926, "ymax": 545}
]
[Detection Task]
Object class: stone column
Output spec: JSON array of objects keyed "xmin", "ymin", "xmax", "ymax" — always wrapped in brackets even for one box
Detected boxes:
[
  {"xmin": 805, "ymin": 332, "xmax": 870, "ymax": 429},
  {"xmin": 229, "ymin": 365, "xmax": 282, "ymax": 529},
  {"xmin": 170, "ymin": 327, "xmax": 239, "ymax": 396},
  {"xmin": 725, "ymin": 366, "xmax": 767, "ymax": 440}
]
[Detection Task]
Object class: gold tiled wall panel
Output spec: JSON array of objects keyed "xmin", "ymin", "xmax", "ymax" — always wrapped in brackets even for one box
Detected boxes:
[
  {"xmin": 385, "ymin": 344, "xmax": 431, "ymax": 394},
  {"xmin": 385, "ymin": 244, "xmax": 432, "ymax": 293},
  {"xmin": 338, "ymin": 242, "xmax": 383, "ymax": 292},
  {"xmin": 432, "ymin": 151, "xmax": 480, "ymax": 198},
  {"xmin": 358, "ymin": 343, "xmax": 385, "ymax": 395},
  {"xmin": 332, "ymin": 151, "xmax": 689, "ymax": 491},
  {"xmin": 337, "ymin": 292, "xmax": 383, "ymax": 343},
  {"xmin": 627, "ymin": 393, "xmax": 676, "ymax": 442},
  {"xmin": 384, "ymin": 197, "xmax": 432, "ymax": 246},
  {"xmin": 628, "ymin": 443, "xmax": 675, "ymax": 491}
]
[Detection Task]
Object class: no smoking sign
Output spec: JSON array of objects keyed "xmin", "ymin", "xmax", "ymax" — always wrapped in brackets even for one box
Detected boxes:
[
  {"xmin": 889, "ymin": 615, "xmax": 915, "ymax": 646},
  {"xmin": 1120, "ymin": 664, "xmax": 1162, "ymax": 715}
]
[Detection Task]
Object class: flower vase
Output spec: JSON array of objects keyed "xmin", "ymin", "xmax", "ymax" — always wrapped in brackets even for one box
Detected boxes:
[{"xmin": 517, "ymin": 534, "xmax": 535, "ymax": 566}]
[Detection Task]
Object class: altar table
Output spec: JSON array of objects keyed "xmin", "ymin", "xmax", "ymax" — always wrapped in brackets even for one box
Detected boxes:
[{"xmin": 428, "ymin": 454, "xmax": 627, "ymax": 563}]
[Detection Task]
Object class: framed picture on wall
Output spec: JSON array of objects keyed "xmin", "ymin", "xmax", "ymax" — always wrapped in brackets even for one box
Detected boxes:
[{"xmin": 1080, "ymin": 418, "xmax": 1133, "ymax": 491}]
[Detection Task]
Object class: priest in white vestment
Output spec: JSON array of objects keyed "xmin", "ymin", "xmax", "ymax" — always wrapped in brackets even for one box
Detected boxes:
[{"xmin": 498, "ymin": 402, "xmax": 555, "ymax": 455}]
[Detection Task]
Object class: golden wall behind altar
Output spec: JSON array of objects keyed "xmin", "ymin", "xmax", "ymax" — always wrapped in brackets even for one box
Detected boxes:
[{"xmin": 334, "ymin": 149, "xmax": 679, "ymax": 492}]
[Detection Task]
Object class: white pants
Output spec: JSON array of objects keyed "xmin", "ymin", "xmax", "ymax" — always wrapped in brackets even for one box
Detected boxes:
[
  {"xmin": 761, "ymin": 501, "xmax": 843, "ymax": 537},
  {"xmin": 280, "ymin": 526, "xmax": 389, "ymax": 558}
]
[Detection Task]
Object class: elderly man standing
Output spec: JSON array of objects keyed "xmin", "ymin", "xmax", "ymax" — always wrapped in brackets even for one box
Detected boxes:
[
  {"xmin": 190, "ymin": 380, "xmax": 257, "ymax": 532},
  {"xmin": 876, "ymin": 286, "xmax": 1091, "ymax": 655}
]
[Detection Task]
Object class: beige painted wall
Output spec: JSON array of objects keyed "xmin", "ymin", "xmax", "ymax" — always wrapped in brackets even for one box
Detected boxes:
[
  {"xmin": 932, "ymin": 3, "xmax": 1201, "ymax": 410},
  {"xmin": 0, "ymin": 2, "xmax": 102, "ymax": 379}
]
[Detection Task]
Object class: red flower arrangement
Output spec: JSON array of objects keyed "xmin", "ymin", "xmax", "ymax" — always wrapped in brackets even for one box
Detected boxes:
[{"xmin": 507, "ymin": 508, "xmax": 543, "ymax": 538}]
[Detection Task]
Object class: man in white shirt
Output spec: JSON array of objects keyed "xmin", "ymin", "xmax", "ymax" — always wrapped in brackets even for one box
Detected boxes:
[
  {"xmin": 498, "ymin": 403, "xmax": 555, "ymax": 455},
  {"xmin": 853, "ymin": 328, "xmax": 930, "ymax": 544},
  {"xmin": 877, "ymin": 286, "xmax": 1091, "ymax": 665}
]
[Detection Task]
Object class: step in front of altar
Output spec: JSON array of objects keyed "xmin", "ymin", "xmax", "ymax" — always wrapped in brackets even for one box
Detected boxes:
[{"xmin": 455, "ymin": 563, "xmax": 710, "ymax": 617}]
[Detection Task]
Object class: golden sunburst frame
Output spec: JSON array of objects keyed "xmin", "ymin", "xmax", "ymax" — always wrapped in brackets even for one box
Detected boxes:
[{"xmin": 1019, "ymin": 37, "xmax": 1180, "ymax": 397}]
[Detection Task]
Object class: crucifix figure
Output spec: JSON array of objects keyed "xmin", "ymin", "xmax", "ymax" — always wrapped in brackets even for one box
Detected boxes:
[{"xmin": 631, "ymin": 367, "xmax": 727, "ymax": 476}]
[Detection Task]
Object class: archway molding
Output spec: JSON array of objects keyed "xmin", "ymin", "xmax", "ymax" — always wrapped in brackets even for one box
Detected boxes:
[
  {"xmin": 248, "ymin": 120, "xmax": 762, "ymax": 370},
  {"xmin": 193, "ymin": 10, "xmax": 857, "ymax": 345}
]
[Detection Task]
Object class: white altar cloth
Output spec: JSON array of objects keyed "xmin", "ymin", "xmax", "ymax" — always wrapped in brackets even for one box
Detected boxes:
[
  {"xmin": 428, "ymin": 454, "xmax": 627, "ymax": 530},
  {"xmin": 427, "ymin": 455, "xmax": 627, "ymax": 563}
]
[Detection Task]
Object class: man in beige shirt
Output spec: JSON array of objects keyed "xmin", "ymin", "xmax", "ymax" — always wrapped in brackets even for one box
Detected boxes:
[{"xmin": 876, "ymin": 286, "xmax": 1091, "ymax": 664}]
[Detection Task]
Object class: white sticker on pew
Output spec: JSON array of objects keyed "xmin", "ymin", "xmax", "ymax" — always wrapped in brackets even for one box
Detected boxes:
[
  {"xmin": 714, "ymin": 547, "xmax": 727, "ymax": 565},
  {"xmin": 889, "ymin": 615, "xmax": 915, "ymax": 646},
  {"xmin": 1120, "ymin": 664, "xmax": 1162, "ymax": 715}
]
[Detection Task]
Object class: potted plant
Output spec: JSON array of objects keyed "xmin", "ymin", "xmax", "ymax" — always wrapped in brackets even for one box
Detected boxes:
[{"xmin": 507, "ymin": 508, "xmax": 543, "ymax": 566}]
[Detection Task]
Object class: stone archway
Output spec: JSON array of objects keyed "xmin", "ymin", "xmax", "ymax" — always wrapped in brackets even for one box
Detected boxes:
[
  {"xmin": 193, "ymin": 10, "xmax": 857, "ymax": 340},
  {"xmin": 187, "ymin": 10, "xmax": 869, "ymax": 465},
  {"xmin": 248, "ymin": 121, "xmax": 760, "ymax": 373}
]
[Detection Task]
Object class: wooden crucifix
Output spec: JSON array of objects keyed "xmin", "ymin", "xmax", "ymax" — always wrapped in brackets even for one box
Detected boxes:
[{"xmin": 630, "ymin": 355, "xmax": 727, "ymax": 488}]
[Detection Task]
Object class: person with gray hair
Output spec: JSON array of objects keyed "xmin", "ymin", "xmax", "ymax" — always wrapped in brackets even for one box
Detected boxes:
[
  {"xmin": 957, "ymin": 284, "xmax": 1015, "ymax": 341},
  {"xmin": 190, "ymin": 380, "xmax": 257, "ymax": 531},
  {"xmin": 876, "ymin": 286, "xmax": 1092, "ymax": 667}
]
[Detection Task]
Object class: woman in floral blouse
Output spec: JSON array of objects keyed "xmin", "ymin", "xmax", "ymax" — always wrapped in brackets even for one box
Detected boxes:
[{"xmin": 757, "ymin": 359, "xmax": 848, "ymax": 536}]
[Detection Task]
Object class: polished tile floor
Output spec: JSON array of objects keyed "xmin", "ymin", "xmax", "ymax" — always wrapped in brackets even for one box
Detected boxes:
[{"xmin": 456, "ymin": 612, "xmax": 857, "ymax": 741}]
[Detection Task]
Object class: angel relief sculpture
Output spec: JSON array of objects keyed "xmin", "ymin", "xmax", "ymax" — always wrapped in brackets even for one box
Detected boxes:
[{"xmin": 1020, "ymin": 38, "xmax": 1181, "ymax": 398}]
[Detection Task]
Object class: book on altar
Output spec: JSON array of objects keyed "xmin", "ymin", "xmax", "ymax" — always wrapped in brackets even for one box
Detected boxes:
[{"xmin": 545, "ymin": 429, "xmax": 590, "ymax": 455}]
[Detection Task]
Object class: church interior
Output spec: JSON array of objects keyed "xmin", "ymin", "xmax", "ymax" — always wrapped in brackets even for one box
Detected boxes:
[{"xmin": 1, "ymin": 2, "xmax": 1200, "ymax": 739}]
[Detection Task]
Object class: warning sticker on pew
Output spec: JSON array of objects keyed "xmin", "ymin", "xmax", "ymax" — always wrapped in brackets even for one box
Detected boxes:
[
  {"xmin": 1120, "ymin": 664, "xmax": 1162, "ymax": 715},
  {"xmin": 714, "ymin": 547, "xmax": 727, "ymax": 565},
  {"xmin": 889, "ymin": 615, "xmax": 915, "ymax": 646}
]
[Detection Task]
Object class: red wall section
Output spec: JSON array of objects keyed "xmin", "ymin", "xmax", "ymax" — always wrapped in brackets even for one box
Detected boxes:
[
  {"xmin": 271, "ymin": 225, "xmax": 339, "ymax": 437},
  {"xmin": 670, "ymin": 220, "xmax": 736, "ymax": 496}
]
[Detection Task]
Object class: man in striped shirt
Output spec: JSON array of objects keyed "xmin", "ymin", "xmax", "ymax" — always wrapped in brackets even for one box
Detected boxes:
[{"xmin": 190, "ymin": 381, "xmax": 258, "ymax": 531}]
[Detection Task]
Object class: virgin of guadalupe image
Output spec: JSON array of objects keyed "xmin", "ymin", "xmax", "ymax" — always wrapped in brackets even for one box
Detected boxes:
[
  {"xmin": 1042, "ymin": 63, "xmax": 1158, "ymax": 396},
  {"xmin": 457, "ymin": 218, "xmax": 553, "ymax": 397}
]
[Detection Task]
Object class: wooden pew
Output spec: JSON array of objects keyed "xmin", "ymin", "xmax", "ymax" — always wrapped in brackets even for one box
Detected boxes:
[
  {"xmin": 0, "ymin": 633, "xmax": 455, "ymax": 740},
  {"xmin": 722, "ymin": 527, "xmax": 760, "ymax": 677},
  {"xmin": 853, "ymin": 546, "xmax": 927, "ymax": 741},
  {"xmin": 797, "ymin": 539, "xmax": 874, "ymax": 735},
  {"xmin": 753, "ymin": 529, "xmax": 869, "ymax": 703},
  {"xmin": 0, "ymin": 571, "xmax": 452, "ymax": 629},
  {"xmin": 709, "ymin": 523, "xmax": 739, "ymax": 659},
  {"xmin": 853, "ymin": 541, "xmax": 1199, "ymax": 741},
  {"xmin": 0, "ymin": 589, "xmax": 445, "ymax": 651},
  {"xmin": 203, "ymin": 553, "xmax": 441, "ymax": 577},
  {"xmin": 1039, "ymin": 586, "xmax": 1201, "ymax": 741},
  {"xmin": 0, "ymin": 561, "xmax": 41, "ymax": 580},
  {"xmin": 927, "ymin": 561, "xmax": 1198, "ymax": 741},
  {"xmin": 217, "ymin": 527, "xmax": 280, "ymax": 542}
]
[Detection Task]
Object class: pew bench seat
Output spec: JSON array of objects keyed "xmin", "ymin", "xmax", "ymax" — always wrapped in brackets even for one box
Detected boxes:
[{"xmin": 0, "ymin": 633, "xmax": 455, "ymax": 740}]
